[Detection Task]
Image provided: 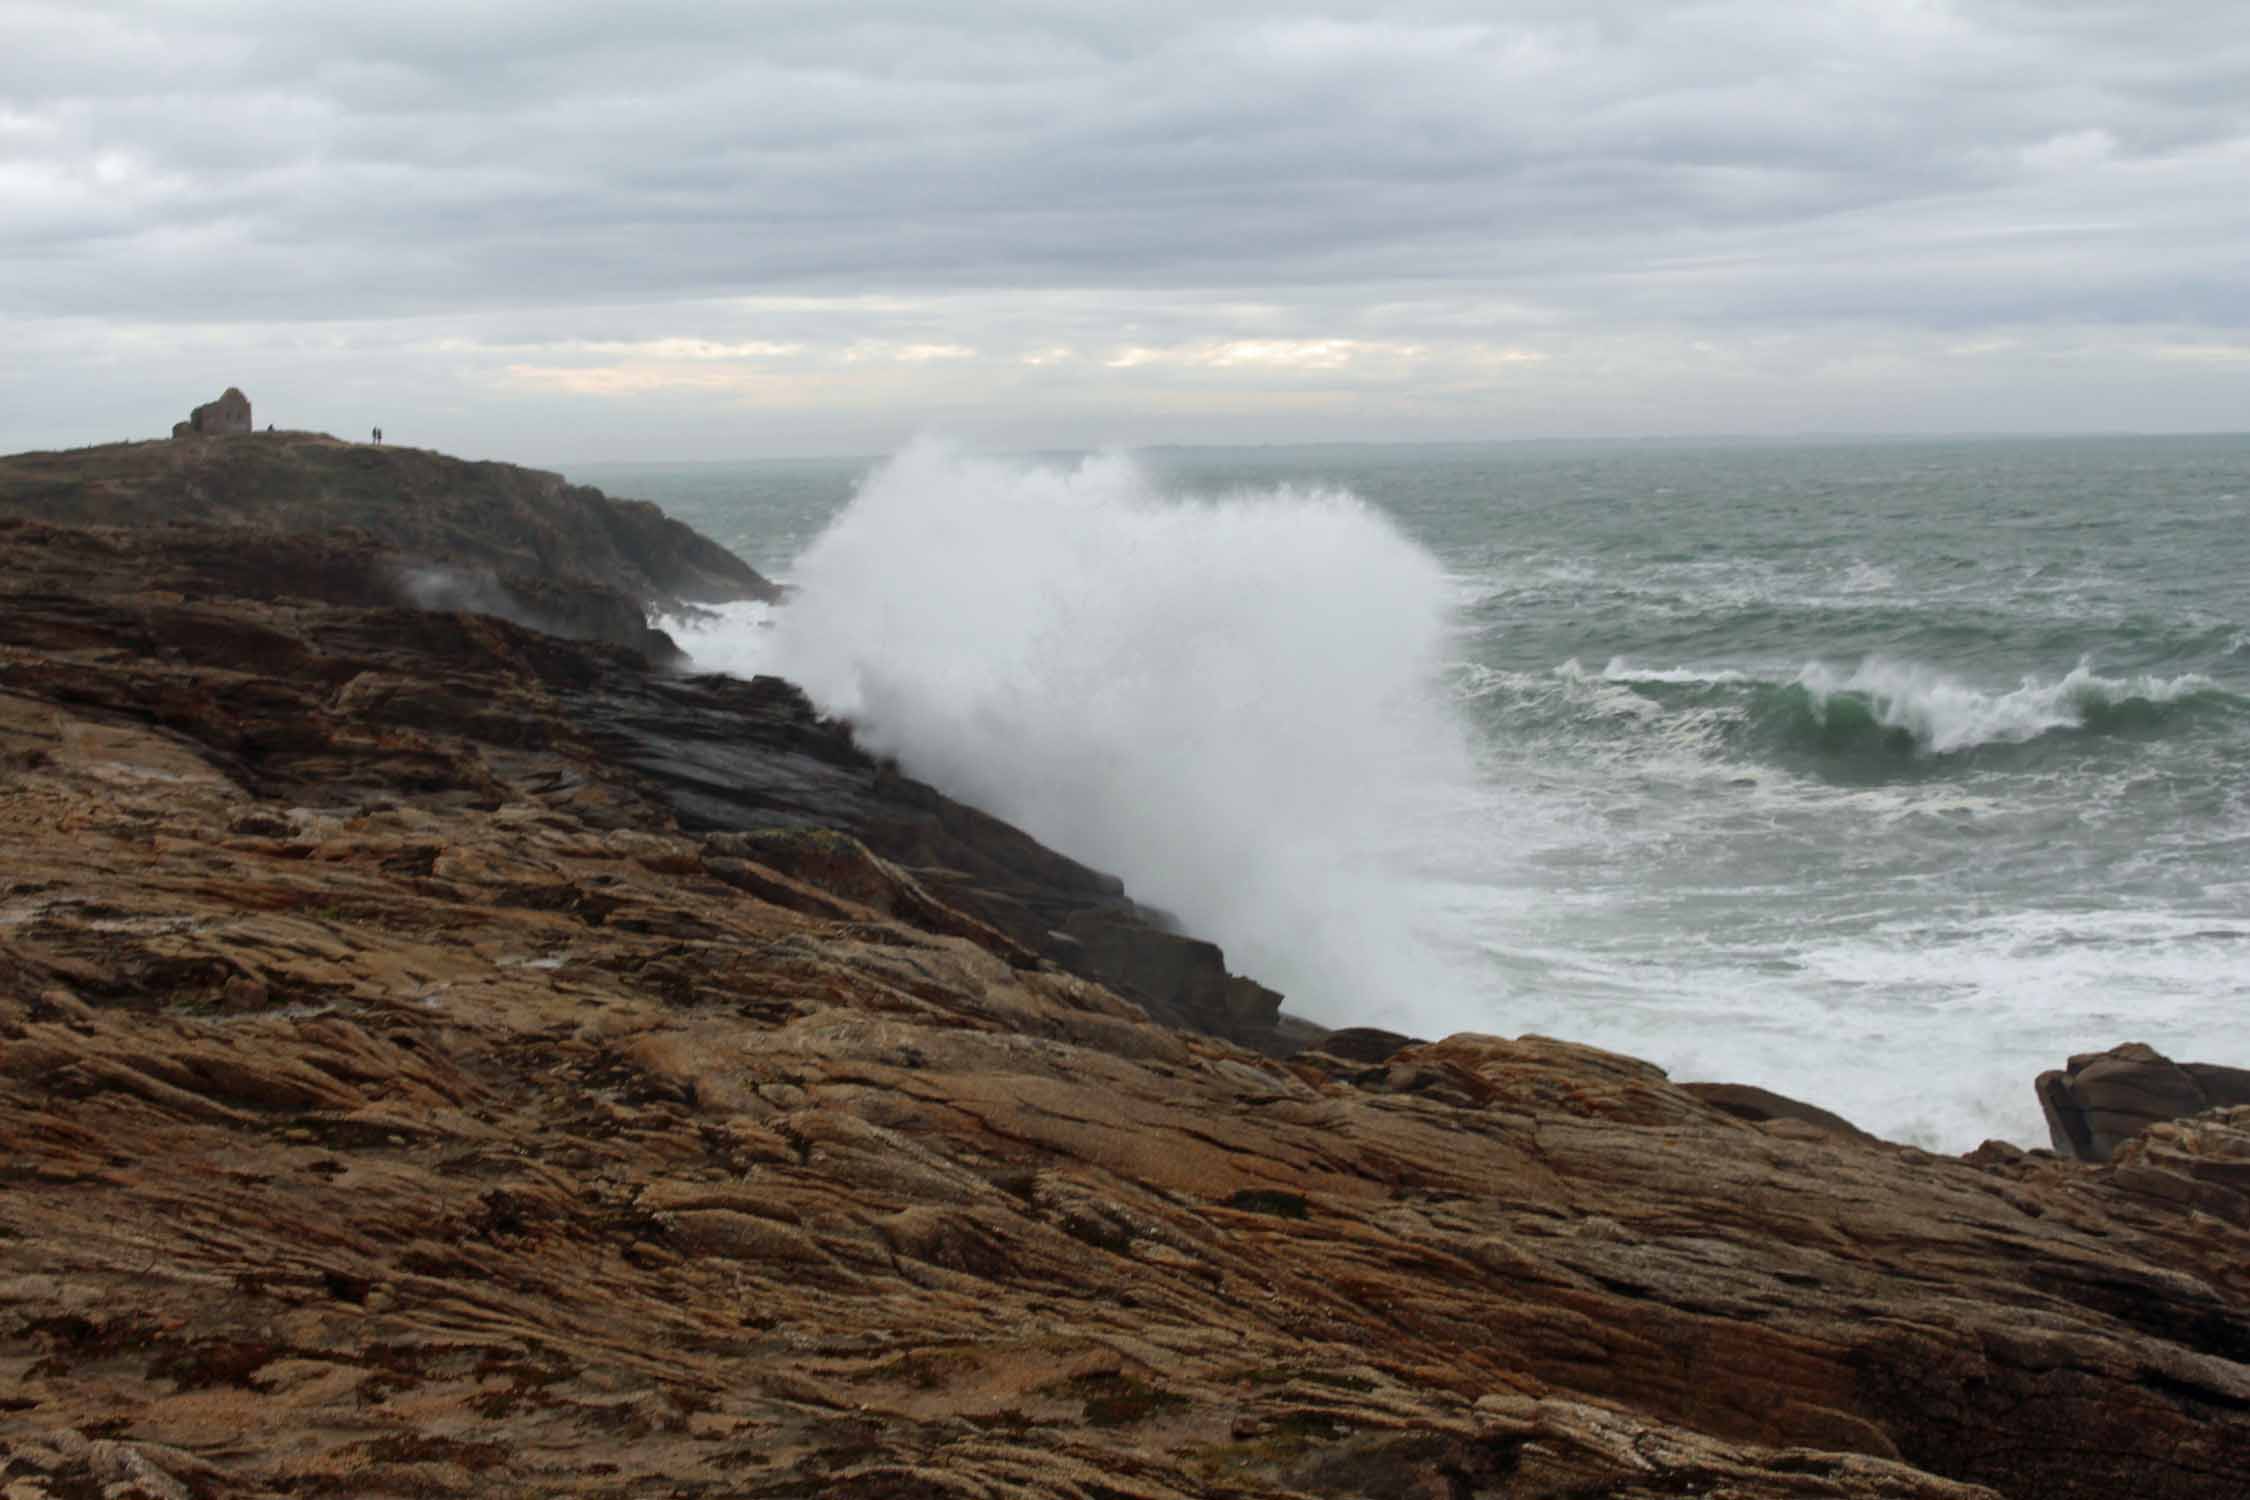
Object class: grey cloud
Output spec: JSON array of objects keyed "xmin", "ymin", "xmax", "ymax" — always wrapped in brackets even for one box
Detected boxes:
[
  {"xmin": 6, "ymin": 5, "xmax": 2237, "ymax": 302},
  {"xmin": 4, "ymin": 0, "xmax": 2249, "ymax": 453}
]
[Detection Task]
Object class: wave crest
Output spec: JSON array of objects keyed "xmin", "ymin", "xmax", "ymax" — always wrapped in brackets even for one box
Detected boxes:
[
  {"xmin": 1785, "ymin": 658, "xmax": 2218, "ymax": 756},
  {"xmin": 1463, "ymin": 654, "xmax": 2240, "ymax": 782}
]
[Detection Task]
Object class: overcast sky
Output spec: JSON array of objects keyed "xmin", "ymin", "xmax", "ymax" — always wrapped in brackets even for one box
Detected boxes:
[{"xmin": 6, "ymin": 0, "xmax": 2248, "ymax": 462}]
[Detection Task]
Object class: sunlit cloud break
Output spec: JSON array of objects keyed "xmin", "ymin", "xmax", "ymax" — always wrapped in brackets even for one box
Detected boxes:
[
  {"xmin": 1104, "ymin": 339, "xmax": 1427, "ymax": 371},
  {"xmin": 843, "ymin": 341, "xmax": 979, "ymax": 364},
  {"xmin": 551, "ymin": 338, "xmax": 804, "ymax": 361}
]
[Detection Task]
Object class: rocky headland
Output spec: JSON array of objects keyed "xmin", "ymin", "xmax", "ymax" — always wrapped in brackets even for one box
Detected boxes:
[
  {"xmin": 5, "ymin": 423, "xmax": 2250, "ymax": 1498},
  {"xmin": 0, "ymin": 428, "xmax": 778, "ymax": 646}
]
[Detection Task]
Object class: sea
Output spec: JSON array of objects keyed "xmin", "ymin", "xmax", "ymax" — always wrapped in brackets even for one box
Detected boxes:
[{"xmin": 575, "ymin": 436, "xmax": 2250, "ymax": 1152}]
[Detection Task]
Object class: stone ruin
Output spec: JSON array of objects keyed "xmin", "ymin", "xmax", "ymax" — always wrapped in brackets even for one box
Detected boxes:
[{"xmin": 172, "ymin": 387, "xmax": 253, "ymax": 438}]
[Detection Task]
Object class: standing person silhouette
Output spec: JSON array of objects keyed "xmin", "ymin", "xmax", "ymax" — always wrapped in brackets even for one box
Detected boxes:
[{"xmin": 372, "ymin": 427, "xmax": 382, "ymax": 445}]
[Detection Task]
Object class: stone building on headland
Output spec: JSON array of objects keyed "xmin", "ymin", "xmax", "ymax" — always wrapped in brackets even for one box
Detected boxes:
[{"xmin": 171, "ymin": 387, "xmax": 253, "ymax": 438}]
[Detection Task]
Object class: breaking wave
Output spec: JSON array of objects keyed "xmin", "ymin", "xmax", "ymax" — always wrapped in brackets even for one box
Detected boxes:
[
  {"xmin": 1459, "ymin": 654, "xmax": 2238, "ymax": 784},
  {"xmin": 1759, "ymin": 658, "xmax": 2227, "ymax": 765}
]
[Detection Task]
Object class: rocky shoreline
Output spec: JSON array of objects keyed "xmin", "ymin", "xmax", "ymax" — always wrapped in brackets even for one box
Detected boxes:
[{"xmin": 5, "ymin": 429, "xmax": 2250, "ymax": 1497}]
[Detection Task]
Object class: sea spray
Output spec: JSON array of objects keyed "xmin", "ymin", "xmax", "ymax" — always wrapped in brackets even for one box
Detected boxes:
[{"xmin": 704, "ymin": 440, "xmax": 1488, "ymax": 1031}]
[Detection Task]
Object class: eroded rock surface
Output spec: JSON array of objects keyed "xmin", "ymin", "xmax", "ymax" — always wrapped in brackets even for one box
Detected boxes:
[{"xmin": 3, "ymin": 521, "xmax": 2250, "ymax": 1498}]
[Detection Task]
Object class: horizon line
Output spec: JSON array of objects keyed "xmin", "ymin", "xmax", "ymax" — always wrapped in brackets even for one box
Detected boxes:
[{"xmin": 558, "ymin": 427, "xmax": 2250, "ymax": 470}]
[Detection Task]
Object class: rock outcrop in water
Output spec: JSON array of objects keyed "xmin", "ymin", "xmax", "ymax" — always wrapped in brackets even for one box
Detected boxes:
[{"xmin": 5, "ymin": 442, "xmax": 2250, "ymax": 1498}]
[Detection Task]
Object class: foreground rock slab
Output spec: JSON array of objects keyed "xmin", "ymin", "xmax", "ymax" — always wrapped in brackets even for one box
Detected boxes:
[{"xmin": 4, "ymin": 523, "xmax": 2250, "ymax": 1497}]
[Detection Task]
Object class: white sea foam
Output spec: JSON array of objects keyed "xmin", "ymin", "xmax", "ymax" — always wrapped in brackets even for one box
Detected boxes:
[
  {"xmin": 688, "ymin": 439, "xmax": 1488, "ymax": 1032},
  {"xmin": 1835, "ymin": 559, "xmax": 1898, "ymax": 594},
  {"xmin": 668, "ymin": 599, "xmax": 779, "ymax": 675},
  {"xmin": 1464, "ymin": 903, "xmax": 2250, "ymax": 1152},
  {"xmin": 1587, "ymin": 657, "xmax": 1755, "ymax": 686}
]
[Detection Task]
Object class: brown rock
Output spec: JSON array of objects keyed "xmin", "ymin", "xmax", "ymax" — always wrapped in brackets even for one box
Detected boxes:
[
  {"xmin": 2037, "ymin": 1040, "xmax": 2250, "ymax": 1161},
  {"xmin": 2108, "ymin": 1104, "xmax": 2250, "ymax": 1225}
]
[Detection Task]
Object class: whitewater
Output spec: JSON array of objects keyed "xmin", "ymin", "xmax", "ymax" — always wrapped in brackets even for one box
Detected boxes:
[{"xmin": 627, "ymin": 434, "xmax": 2250, "ymax": 1152}]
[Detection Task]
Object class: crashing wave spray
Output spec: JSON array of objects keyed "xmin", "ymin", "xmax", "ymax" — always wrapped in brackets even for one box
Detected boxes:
[{"xmin": 729, "ymin": 439, "xmax": 1484, "ymax": 1030}]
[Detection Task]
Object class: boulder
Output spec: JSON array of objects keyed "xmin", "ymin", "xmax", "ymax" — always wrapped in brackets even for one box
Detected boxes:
[
  {"xmin": 179, "ymin": 386, "xmax": 252, "ymax": 436},
  {"xmin": 2036, "ymin": 1041, "xmax": 2250, "ymax": 1161}
]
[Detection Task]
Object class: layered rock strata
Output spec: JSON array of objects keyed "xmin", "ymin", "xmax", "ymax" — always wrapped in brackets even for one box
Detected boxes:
[{"xmin": 4, "ymin": 513, "xmax": 2250, "ymax": 1497}]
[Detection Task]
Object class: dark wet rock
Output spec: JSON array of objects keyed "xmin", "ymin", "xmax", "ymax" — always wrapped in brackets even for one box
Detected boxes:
[
  {"xmin": 0, "ymin": 517, "xmax": 678, "ymax": 665},
  {"xmin": 1061, "ymin": 910, "xmax": 1284, "ymax": 1052},
  {"xmin": 1684, "ymin": 1080, "xmax": 1877, "ymax": 1142},
  {"xmin": 1300, "ymin": 1025, "xmax": 1420, "ymax": 1065}
]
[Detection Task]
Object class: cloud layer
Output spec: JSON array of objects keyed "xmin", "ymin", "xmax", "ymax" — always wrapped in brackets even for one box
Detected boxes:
[{"xmin": 5, "ymin": 0, "xmax": 2247, "ymax": 456}]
